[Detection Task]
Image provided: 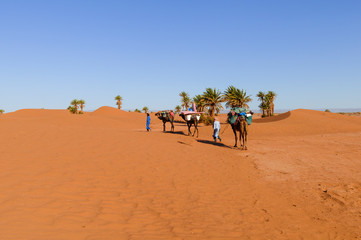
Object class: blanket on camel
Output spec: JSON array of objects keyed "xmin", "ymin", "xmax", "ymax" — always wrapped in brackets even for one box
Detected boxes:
[{"xmin": 227, "ymin": 107, "xmax": 253, "ymax": 125}]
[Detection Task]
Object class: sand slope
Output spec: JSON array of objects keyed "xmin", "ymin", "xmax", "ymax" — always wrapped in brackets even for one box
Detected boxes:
[
  {"xmin": 0, "ymin": 108, "xmax": 360, "ymax": 239},
  {"xmin": 251, "ymin": 109, "xmax": 361, "ymax": 137}
]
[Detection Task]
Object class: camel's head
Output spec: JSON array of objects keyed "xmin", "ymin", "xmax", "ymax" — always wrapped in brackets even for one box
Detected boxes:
[{"xmin": 156, "ymin": 111, "xmax": 169, "ymax": 120}]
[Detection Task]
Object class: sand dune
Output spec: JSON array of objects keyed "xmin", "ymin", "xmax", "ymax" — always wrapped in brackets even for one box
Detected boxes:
[
  {"xmin": 91, "ymin": 106, "xmax": 129, "ymax": 116},
  {"xmin": 251, "ymin": 109, "xmax": 361, "ymax": 137},
  {"xmin": 5, "ymin": 108, "xmax": 70, "ymax": 118},
  {"xmin": 0, "ymin": 108, "xmax": 360, "ymax": 239}
]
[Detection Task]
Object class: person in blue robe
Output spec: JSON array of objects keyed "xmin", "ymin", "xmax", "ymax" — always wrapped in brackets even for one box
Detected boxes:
[{"xmin": 146, "ymin": 113, "xmax": 151, "ymax": 131}]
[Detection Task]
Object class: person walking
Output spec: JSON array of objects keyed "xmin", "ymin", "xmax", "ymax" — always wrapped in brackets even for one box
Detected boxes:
[
  {"xmin": 146, "ymin": 113, "xmax": 151, "ymax": 131},
  {"xmin": 213, "ymin": 117, "xmax": 221, "ymax": 142}
]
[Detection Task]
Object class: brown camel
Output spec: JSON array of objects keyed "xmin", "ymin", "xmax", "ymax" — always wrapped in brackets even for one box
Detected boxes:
[
  {"xmin": 228, "ymin": 111, "xmax": 253, "ymax": 150},
  {"xmin": 231, "ymin": 117, "xmax": 248, "ymax": 150},
  {"xmin": 180, "ymin": 113, "xmax": 200, "ymax": 137},
  {"xmin": 155, "ymin": 111, "xmax": 174, "ymax": 132}
]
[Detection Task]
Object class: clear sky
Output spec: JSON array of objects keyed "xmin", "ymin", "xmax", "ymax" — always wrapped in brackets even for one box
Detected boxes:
[{"xmin": 1, "ymin": 0, "xmax": 360, "ymax": 112}]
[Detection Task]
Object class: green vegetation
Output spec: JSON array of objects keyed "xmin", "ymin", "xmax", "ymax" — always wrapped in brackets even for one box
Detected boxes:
[
  {"xmin": 0, "ymin": 109, "xmax": 4, "ymax": 114},
  {"xmin": 115, "ymin": 95, "xmax": 123, "ymax": 109},
  {"xmin": 179, "ymin": 91, "xmax": 190, "ymax": 110},
  {"xmin": 78, "ymin": 99, "xmax": 85, "ymax": 113},
  {"xmin": 67, "ymin": 99, "xmax": 86, "ymax": 114},
  {"xmin": 200, "ymin": 114, "xmax": 214, "ymax": 125},
  {"xmin": 142, "ymin": 106, "xmax": 149, "ymax": 113},
  {"xmin": 223, "ymin": 86, "xmax": 252, "ymax": 109},
  {"xmin": 68, "ymin": 99, "xmax": 79, "ymax": 114},
  {"xmin": 193, "ymin": 94, "xmax": 205, "ymax": 112},
  {"xmin": 201, "ymin": 88, "xmax": 223, "ymax": 117},
  {"xmin": 177, "ymin": 86, "xmax": 273, "ymax": 122},
  {"xmin": 257, "ymin": 91, "xmax": 277, "ymax": 117},
  {"xmin": 134, "ymin": 109, "xmax": 141, "ymax": 113},
  {"xmin": 175, "ymin": 105, "xmax": 181, "ymax": 114}
]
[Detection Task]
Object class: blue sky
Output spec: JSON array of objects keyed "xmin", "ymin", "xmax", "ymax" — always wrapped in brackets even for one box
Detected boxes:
[{"xmin": 1, "ymin": 0, "xmax": 360, "ymax": 112}]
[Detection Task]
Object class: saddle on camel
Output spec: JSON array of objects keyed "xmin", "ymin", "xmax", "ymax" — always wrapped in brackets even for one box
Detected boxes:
[
  {"xmin": 227, "ymin": 107, "xmax": 253, "ymax": 150},
  {"xmin": 179, "ymin": 110, "xmax": 203, "ymax": 138},
  {"xmin": 155, "ymin": 110, "xmax": 175, "ymax": 132}
]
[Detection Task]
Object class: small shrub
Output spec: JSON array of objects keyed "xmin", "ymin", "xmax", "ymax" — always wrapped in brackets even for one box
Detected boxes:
[
  {"xmin": 200, "ymin": 114, "xmax": 214, "ymax": 126},
  {"xmin": 325, "ymin": 109, "xmax": 331, "ymax": 112},
  {"xmin": 67, "ymin": 106, "xmax": 77, "ymax": 114}
]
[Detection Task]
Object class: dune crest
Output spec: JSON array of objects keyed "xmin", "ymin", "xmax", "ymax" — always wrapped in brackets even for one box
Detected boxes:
[
  {"xmin": 91, "ymin": 106, "xmax": 129, "ymax": 116},
  {"xmin": 252, "ymin": 109, "xmax": 361, "ymax": 136},
  {"xmin": 4, "ymin": 109, "xmax": 70, "ymax": 118}
]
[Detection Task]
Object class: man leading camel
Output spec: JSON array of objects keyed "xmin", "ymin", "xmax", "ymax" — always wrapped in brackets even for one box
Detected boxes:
[{"xmin": 213, "ymin": 117, "xmax": 221, "ymax": 142}]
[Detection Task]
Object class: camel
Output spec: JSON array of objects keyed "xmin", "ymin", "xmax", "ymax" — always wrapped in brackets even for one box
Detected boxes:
[
  {"xmin": 155, "ymin": 111, "xmax": 174, "ymax": 132},
  {"xmin": 228, "ymin": 111, "xmax": 252, "ymax": 150},
  {"xmin": 180, "ymin": 113, "xmax": 200, "ymax": 138}
]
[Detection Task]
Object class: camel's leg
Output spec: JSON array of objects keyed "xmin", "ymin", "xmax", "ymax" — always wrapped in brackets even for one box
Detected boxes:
[
  {"xmin": 233, "ymin": 126, "xmax": 238, "ymax": 147},
  {"xmin": 191, "ymin": 120, "xmax": 196, "ymax": 137},
  {"xmin": 187, "ymin": 122, "xmax": 191, "ymax": 136},
  {"xmin": 241, "ymin": 132, "xmax": 245, "ymax": 150},
  {"xmin": 240, "ymin": 122, "xmax": 247, "ymax": 150},
  {"xmin": 194, "ymin": 120, "xmax": 199, "ymax": 138},
  {"xmin": 240, "ymin": 128, "xmax": 243, "ymax": 149},
  {"xmin": 239, "ymin": 122, "xmax": 245, "ymax": 149},
  {"xmin": 191, "ymin": 121, "xmax": 196, "ymax": 137},
  {"xmin": 171, "ymin": 121, "xmax": 174, "ymax": 132},
  {"xmin": 163, "ymin": 121, "xmax": 166, "ymax": 132},
  {"xmin": 244, "ymin": 123, "xmax": 248, "ymax": 150}
]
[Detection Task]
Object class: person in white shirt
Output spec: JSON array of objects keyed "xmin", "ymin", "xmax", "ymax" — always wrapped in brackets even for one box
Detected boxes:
[{"xmin": 213, "ymin": 118, "xmax": 221, "ymax": 142}]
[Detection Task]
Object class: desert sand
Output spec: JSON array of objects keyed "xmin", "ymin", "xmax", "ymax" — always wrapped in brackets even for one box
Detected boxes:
[{"xmin": 0, "ymin": 107, "xmax": 360, "ymax": 239}]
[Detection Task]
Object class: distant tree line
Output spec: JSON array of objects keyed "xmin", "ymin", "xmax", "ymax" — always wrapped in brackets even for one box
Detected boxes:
[
  {"xmin": 65, "ymin": 89, "xmax": 277, "ymax": 118},
  {"xmin": 178, "ymin": 86, "xmax": 276, "ymax": 118}
]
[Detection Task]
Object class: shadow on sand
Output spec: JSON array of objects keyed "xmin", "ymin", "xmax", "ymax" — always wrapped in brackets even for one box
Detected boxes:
[
  {"xmin": 164, "ymin": 130, "xmax": 186, "ymax": 135},
  {"xmin": 196, "ymin": 139, "xmax": 233, "ymax": 149}
]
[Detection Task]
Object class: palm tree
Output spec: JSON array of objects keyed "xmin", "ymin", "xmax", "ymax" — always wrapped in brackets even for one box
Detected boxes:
[
  {"xmin": 175, "ymin": 105, "xmax": 181, "ymax": 114},
  {"xmin": 266, "ymin": 91, "xmax": 277, "ymax": 115},
  {"xmin": 256, "ymin": 91, "xmax": 266, "ymax": 117},
  {"xmin": 223, "ymin": 86, "xmax": 252, "ymax": 109},
  {"xmin": 263, "ymin": 94, "xmax": 271, "ymax": 117},
  {"xmin": 142, "ymin": 106, "xmax": 149, "ymax": 113},
  {"xmin": 179, "ymin": 91, "xmax": 190, "ymax": 110},
  {"xmin": 0, "ymin": 109, "xmax": 4, "ymax": 114},
  {"xmin": 115, "ymin": 95, "xmax": 123, "ymax": 109},
  {"xmin": 70, "ymin": 99, "xmax": 79, "ymax": 114},
  {"xmin": 201, "ymin": 88, "xmax": 224, "ymax": 117},
  {"xmin": 193, "ymin": 94, "xmax": 205, "ymax": 112},
  {"xmin": 78, "ymin": 100, "xmax": 85, "ymax": 113}
]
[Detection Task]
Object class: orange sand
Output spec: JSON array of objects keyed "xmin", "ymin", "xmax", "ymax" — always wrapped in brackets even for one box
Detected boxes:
[{"xmin": 0, "ymin": 107, "xmax": 360, "ymax": 239}]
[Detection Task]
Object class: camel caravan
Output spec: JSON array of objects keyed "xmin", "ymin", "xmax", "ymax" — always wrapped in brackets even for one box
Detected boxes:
[
  {"xmin": 155, "ymin": 108, "xmax": 203, "ymax": 137},
  {"xmin": 152, "ymin": 87, "xmax": 275, "ymax": 150},
  {"xmin": 156, "ymin": 107, "xmax": 253, "ymax": 150}
]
